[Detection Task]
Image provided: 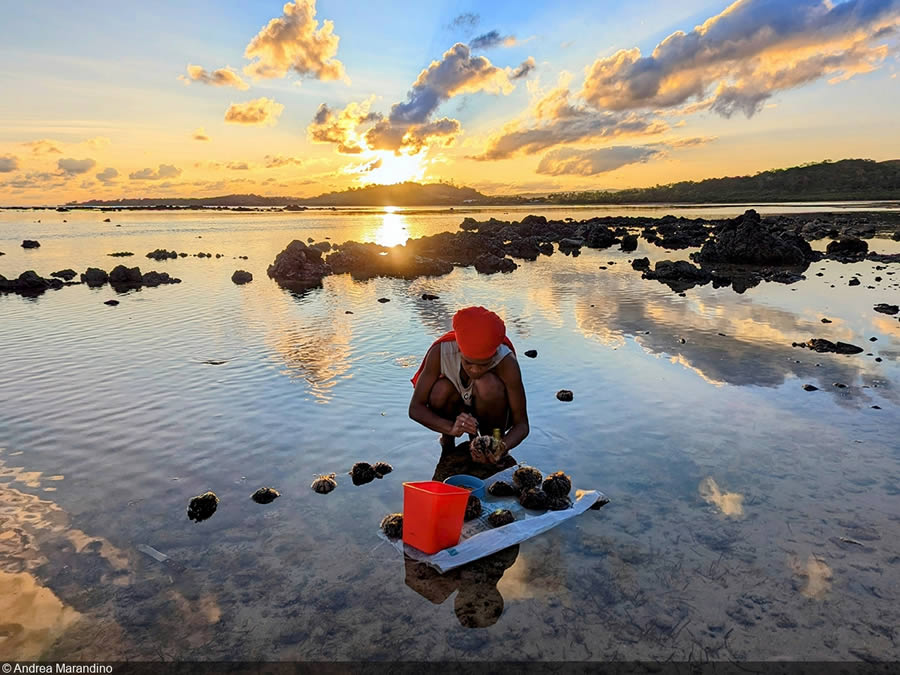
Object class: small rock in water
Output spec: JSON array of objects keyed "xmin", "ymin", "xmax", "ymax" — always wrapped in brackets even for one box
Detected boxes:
[
  {"xmin": 869, "ymin": 337, "xmax": 878, "ymax": 342},
  {"xmin": 380, "ymin": 513, "xmax": 403, "ymax": 539},
  {"xmin": 345, "ymin": 310, "xmax": 353, "ymax": 314},
  {"xmin": 873, "ymin": 303, "xmax": 898, "ymax": 315},
  {"xmin": 104, "ymin": 300, "xmax": 119, "ymax": 306},
  {"xmin": 311, "ymin": 473, "xmax": 337, "ymax": 494},
  {"xmin": 421, "ymin": 293, "xmax": 439, "ymax": 300},
  {"xmin": 802, "ymin": 384, "xmax": 818, "ymax": 391},
  {"xmin": 488, "ymin": 509, "xmax": 515, "ymax": 527},
  {"xmin": 833, "ymin": 382, "xmax": 848, "ymax": 389},
  {"xmin": 524, "ymin": 349, "xmax": 538, "ymax": 358},
  {"xmin": 22, "ymin": 240, "xmax": 40, "ymax": 248},
  {"xmin": 806, "ymin": 339, "xmax": 863, "ymax": 355},
  {"xmin": 875, "ymin": 357, "xmax": 882, "ymax": 362},
  {"xmin": 556, "ymin": 389, "xmax": 574, "ymax": 402},
  {"xmin": 187, "ymin": 491, "xmax": 218, "ymax": 522},
  {"xmin": 848, "ymin": 278, "xmax": 860, "ymax": 286},
  {"xmin": 231, "ymin": 270, "xmax": 253, "ymax": 284},
  {"xmin": 377, "ymin": 297, "xmax": 390, "ymax": 303},
  {"xmin": 349, "ymin": 462, "xmax": 377, "ymax": 485},
  {"xmin": 373, "ymin": 461, "xmax": 393, "ymax": 478},
  {"xmin": 251, "ymin": 487, "xmax": 280, "ymax": 504},
  {"xmin": 821, "ymin": 318, "xmax": 832, "ymax": 323},
  {"xmin": 872, "ymin": 406, "xmax": 881, "ymax": 410}
]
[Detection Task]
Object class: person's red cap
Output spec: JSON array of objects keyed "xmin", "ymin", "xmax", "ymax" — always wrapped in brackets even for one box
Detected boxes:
[{"xmin": 452, "ymin": 306, "xmax": 506, "ymax": 360}]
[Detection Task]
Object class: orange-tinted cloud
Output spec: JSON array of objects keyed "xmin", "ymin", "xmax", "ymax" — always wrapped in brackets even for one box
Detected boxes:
[
  {"xmin": 536, "ymin": 145, "xmax": 661, "ymax": 175},
  {"xmin": 180, "ymin": 64, "xmax": 249, "ymax": 90},
  {"xmin": 0, "ymin": 155, "xmax": 18, "ymax": 172},
  {"xmin": 243, "ymin": 0, "xmax": 346, "ymax": 82},
  {"xmin": 307, "ymin": 99, "xmax": 380, "ymax": 153},
  {"xmin": 579, "ymin": 0, "xmax": 900, "ymax": 117},
  {"xmin": 193, "ymin": 127, "xmax": 210, "ymax": 141},
  {"xmin": 224, "ymin": 97, "xmax": 284, "ymax": 126},
  {"xmin": 95, "ymin": 167, "xmax": 118, "ymax": 185},
  {"xmin": 129, "ymin": 164, "xmax": 182, "ymax": 180},
  {"xmin": 23, "ymin": 139, "xmax": 62, "ymax": 155},
  {"xmin": 264, "ymin": 155, "xmax": 303, "ymax": 167},
  {"xmin": 470, "ymin": 31, "xmax": 517, "ymax": 50},
  {"xmin": 57, "ymin": 158, "xmax": 96, "ymax": 175}
]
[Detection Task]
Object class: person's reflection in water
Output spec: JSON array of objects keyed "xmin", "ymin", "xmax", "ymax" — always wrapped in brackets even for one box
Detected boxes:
[{"xmin": 404, "ymin": 441, "xmax": 519, "ymax": 628}]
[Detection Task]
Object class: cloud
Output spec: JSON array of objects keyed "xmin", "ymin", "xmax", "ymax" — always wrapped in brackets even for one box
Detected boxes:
[
  {"xmin": 0, "ymin": 171, "xmax": 65, "ymax": 189},
  {"xmin": 308, "ymin": 99, "xmax": 381, "ymax": 153},
  {"xmin": 85, "ymin": 137, "xmax": 111, "ymax": 149},
  {"xmin": 193, "ymin": 127, "xmax": 210, "ymax": 141},
  {"xmin": 23, "ymin": 139, "xmax": 62, "ymax": 155},
  {"xmin": 0, "ymin": 155, "xmax": 19, "ymax": 172},
  {"xmin": 470, "ymin": 30, "xmax": 516, "ymax": 50},
  {"xmin": 346, "ymin": 157, "xmax": 383, "ymax": 174},
  {"xmin": 512, "ymin": 57, "xmax": 536, "ymax": 80},
  {"xmin": 179, "ymin": 64, "xmax": 249, "ymax": 90},
  {"xmin": 227, "ymin": 162, "xmax": 249, "ymax": 170},
  {"xmin": 224, "ymin": 97, "xmax": 284, "ymax": 126},
  {"xmin": 243, "ymin": 0, "xmax": 347, "ymax": 82},
  {"xmin": 57, "ymin": 157, "xmax": 96, "ymax": 175},
  {"xmin": 449, "ymin": 13, "xmax": 480, "ymax": 31},
  {"xmin": 661, "ymin": 135, "xmax": 717, "ymax": 148},
  {"xmin": 536, "ymin": 145, "xmax": 662, "ymax": 175},
  {"xmin": 129, "ymin": 164, "xmax": 182, "ymax": 180},
  {"xmin": 265, "ymin": 155, "xmax": 303, "ymax": 167},
  {"xmin": 96, "ymin": 167, "xmax": 118, "ymax": 185},
  {"xmin": 365, "ymin": 42, "xmax": 517, "ymax": 153},
  {"xmin": 579, "ymin": 0, "xmax": 900, "ymax": 117}
]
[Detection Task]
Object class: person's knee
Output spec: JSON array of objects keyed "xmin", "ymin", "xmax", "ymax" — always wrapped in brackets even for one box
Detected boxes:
[
  {"xmin": 473, "ymin": 372, "xmax": 506, "ymax": 404},
  {"xmin": 429, "ymin": 378, "xmax": 460, "ymax": 412}
]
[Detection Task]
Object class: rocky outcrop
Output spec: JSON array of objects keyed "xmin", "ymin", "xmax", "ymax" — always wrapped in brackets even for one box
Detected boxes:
[
  {"xmin": 804, "ymin": 339, "xmax": 864, "ymax": 355},
  {"xmin": 620, "ymin": 234, "xmax": 638, "ymax": 252},
  {"xmin": 631, "ymin": 257, "xmax": 650, "ymax": 271},
  {"xmin": 694, "ymin": 210, "xmax": 814, "ymax": 266},
  {"xmin": 51, "ymin": 269, "xmax": 77, "ymax": 281},
  {"xmin": 0, "ymin": 271, "xmax": 63, "ymax": 295},
  {"xmin": 22, "ymin": 240, "xmax": 40, "ymax": 249},
  {"xmin": 874, "ymin": 303, "xmax": 898, "ymax": 315},
  {"xmin": 474, "ymin": 253, "xmax": 518, "ymax": 274},
  {"xmin": 109, "ymin": 265, "xmax": 143, "ymax": 285},
  {"xmin": 268, "ymin": 240, "xmax": 333, "ymax": 287},
  {"xmin": 81, "ymin": 268, "xmax": 109, "ymax": 286},
  {"xmin": 146, "ymin": 249, "xmax": 179, "ymax": 261},
  {"xmin": 326, "ymin": 242, "xmax": 453, "ymax": 280},
  {"xmin": 642, "ymin": 260, "xmax": 713, "ymax": 292},
  {"xmin": 232, "ymin": 270, "xmax": 253, "ymax": 284},
  {"xmin": 825, "ymin": 237, "xmax": 868, "ymax": 261}
]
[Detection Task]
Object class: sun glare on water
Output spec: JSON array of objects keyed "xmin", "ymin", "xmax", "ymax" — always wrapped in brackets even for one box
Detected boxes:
[{"xmin": 374, "ymin": 207, "xmax": 409, "ymax": 247}]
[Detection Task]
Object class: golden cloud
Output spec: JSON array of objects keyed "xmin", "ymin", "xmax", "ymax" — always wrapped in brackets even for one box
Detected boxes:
[
  {"xmin": 243, "ymin": 0, "xmax": 347, "ymax": 82},
  {"xmin": 224, "ymin": 97, "xmax": 285, "ymax": 126},
  {"xmin": 23, "ymin": 139, "xmax": 62, "ymax": 155},
  {"xmin": 180, "ymin": 64, "xmax": 249, "ymax": 90},
  {"xmin": 0, "ymin": 155, "xmax": 19, "ymax": 172}
]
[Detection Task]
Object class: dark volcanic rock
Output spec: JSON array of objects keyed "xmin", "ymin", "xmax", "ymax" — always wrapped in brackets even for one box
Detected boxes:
[
  {"xmin": 806, "ymin": 339, "xmax": 864, "ymax": 355},
  {"xmin": 474, "ymin": 253, "xmax": 517, "ymax": 274},
  {"xmin": 140, "ymin": 271, "xmax": 179, "ymax": 287},
  {"xmin": 643, "ymin": 260, "xmax": 713, "ymax": 292},
  {"xmin": 268, "ymin": 240, "xmax": 332, "ymax": 288},
  {"xmin": 311, "ymin": 241, "xmax": 332, "ymax": 253},
  {"xmin": 22, "ymin": 240, "xmax": 40, "ymax": 249},
  {"xmin": 108, "ymin": 251, "xmax": 134, "ymax": 257},
  {"xmin": 874, "ymin": 303, "xmax": 899, "ymax": 315},
  {"xmin": 582, "ymin": 225, "xmax": 618, "ymax": 249},
  {"xmin": 556, "ymin": 389, "xmax": 574, "ymax": 402},
  {"xmin": 694, "ymin": 210, "xmax": 813, "ymax": 266},
  {"xmin": 0, "ymin": 271, "xmax": 63, "ymax": 295},
  {"xmin": 104, "ymin": 299, "xmax": 119, "ymax": 306},
  {"xmin": 421, "ymin": 293, "xmax": 439, "ymax": 300},
  {"xmin": 631, "ymin": 257, "xmax": 650, "ymax": 271},
  {"xmin": 51, "ymin": 269, "xmax": 77, "ymax": 281},
  {"xmin": 826, "ymin": 237, "xmax": 868, "ymax": 261},
  {"xmin": 109, "ymin": 265, "xmax": 143, "ymax": 285},
  {"xmin": 524, "ymin": 349, "xmax": 537, "ymax": 358},
  {"xmin": 802, "ymin": 384, "xmax": 818, "ymax": 391},
  {"xmin": 620, "ymin": 233, "xmax": 638, "ymax": 252},
  {"xmin": 146, "ymin": 249, "xmax": 178, "ymax": 261},
  {"xmin": 848, "ymin": 278, "xmax": 860, "ymax": 286},
  {"xmin": 81, "ymin": 267, "xmax": 109, "ymax": 286},
  {"xmin": 231, "ymin": 270, "xmax": 253, "ymax": 284}
]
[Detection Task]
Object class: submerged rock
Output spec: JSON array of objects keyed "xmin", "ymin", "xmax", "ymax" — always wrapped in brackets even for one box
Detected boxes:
[
  {"xmin": 81, "ymin": 267, "xmax": 109, "ymax": 286},
  {"xmin": 474, "ymin": 253, "xmax": 517, "ymax": 274},
  {"xmin": 806, "ymin": 339, "xmax": 864, "ymax": 355},
  {"xmin": 524, "ymin": 349, "xmax": 537, "ymax": 358},
  {"xmin": 311, "ymin": 473, "xmax": 337, "ymax": 494},
  {"xmin": 556, "ymin": 389, "xmax": 574, "ymax": 402},
  {"xmin": 146, "ymin": 249, "xmax": 178, "ymax": 261},
  {"xmin": 108, "ymin": 251, "xmax": 134, "ymax": 257},
  {"xmin": 22, "ymin": 240, "xmax": 40, "ymax": 249},
  {"xmin": 50, "ymin": 269, "xmax": 77, "ymax": 280},
  {"xmin": 187, "ymin": 491, "xmax": 218, "ymax": 522},
  {"xmin": 826, "ymin": 237, "xmax": 868, "ymax": 261},
  {"xmin": 380, "ymin": 513, "xmax": 403, "ymax": 539},
  {"xmin": 874, "ymin": 303, "xmax": 899, "ymax": 315},
  {"xmin": 251, "ymin": 487, "xmax": 280, "ymax": 504},
  {"xmin": 802, "ymin": 384, "xmax": 818, "ymax": 391},
  {"xmin": 231, "ymin": 270, "xmax": 253, "ymax": 284}
]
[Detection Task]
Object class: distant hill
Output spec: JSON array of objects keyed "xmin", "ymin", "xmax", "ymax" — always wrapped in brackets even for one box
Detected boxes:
[
  {"xmin": 546, "ymin": 159, "xmax": 900, "ymax": 204},
  {"xmin": 69, "ymin": 182, "xmax": 494, "ymax": 208}
]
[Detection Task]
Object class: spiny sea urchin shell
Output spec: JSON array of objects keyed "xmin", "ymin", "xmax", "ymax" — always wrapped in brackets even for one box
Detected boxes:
[
  {"xmin": 542, "ymin": 471, "xmax": 572, "ymax": 498},
  {"xmin": 373, "ymin": 461, "xmax": 393, "ymax": 478},
  {"xmin": 349, "ymin": 462, "xmax": 377, "ymax": 485},
  {"xmin": 380, "ymin": 513, "xmax": 403, "ymax": 539},
  {"xmin": 487, "ymin": 480, "xmax": 518, "ymax": 497},
  {"xmin": 519, "ymin": 487, "xmax": 549, "ymax": 510},
  {"xmin": 311, "ymin": 473, "xmax": 337, "ymax": 494},
  {"xmin": 465, "ymin": 494, "xmax": 482, "ymax": 521},
  {"xmin": 251, "ymin": 487, "xmax": 280, "ymax": 504},
  {"xmin": 547, "ymin": 495, "xmax": 572, "ymax": 511},
  {"xmin": 487, "ymin": 509, "xmax": 515, "ymax": 527},
  {"xmin": 513, "ymin": 466, "xmax": 543, "ymax": 491}
]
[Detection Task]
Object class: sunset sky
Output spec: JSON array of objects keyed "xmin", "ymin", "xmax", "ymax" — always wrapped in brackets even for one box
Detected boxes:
[{"xmin": 1, "ymin": 0, "xmax": 899, "ymax": 204}]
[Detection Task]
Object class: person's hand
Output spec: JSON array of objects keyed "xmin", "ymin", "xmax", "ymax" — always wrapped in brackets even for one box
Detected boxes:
[{"xmin": 449, "ymin": 412, "xmax": 478, "ymax": 438}]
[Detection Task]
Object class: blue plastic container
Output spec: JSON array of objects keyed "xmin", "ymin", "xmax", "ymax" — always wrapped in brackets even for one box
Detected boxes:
[{"xmin": 443, "ymin": 474, "xmax": 485, "ymax": 499}]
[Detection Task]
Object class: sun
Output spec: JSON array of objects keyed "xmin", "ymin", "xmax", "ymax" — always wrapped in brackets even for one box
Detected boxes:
[{"xmin": 362, "ymin": 151, "xmax": 427, "ymax": 185}]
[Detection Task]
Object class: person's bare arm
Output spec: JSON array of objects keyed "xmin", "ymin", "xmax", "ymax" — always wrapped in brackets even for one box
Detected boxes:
[
  {"xmin": 408, "ymin": 345, "xmax": 476, "ymax": 437},
  {"xmin": 495, "ymin": 355, "xmax": 529, "ymax": 452}
]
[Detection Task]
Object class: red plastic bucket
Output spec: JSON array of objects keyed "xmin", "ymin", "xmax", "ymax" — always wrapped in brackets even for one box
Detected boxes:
[{"xmin": 402, "ymin": 481, "xmax": 470, "ymax": 554}]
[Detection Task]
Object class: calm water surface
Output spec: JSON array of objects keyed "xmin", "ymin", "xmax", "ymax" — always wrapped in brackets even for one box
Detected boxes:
[{"xmin": 1, "ymin": 205, "xmax": 899, "ymax": 661}]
